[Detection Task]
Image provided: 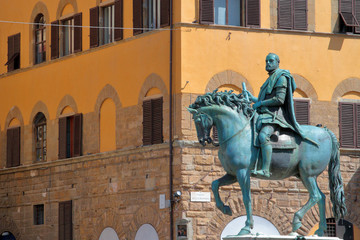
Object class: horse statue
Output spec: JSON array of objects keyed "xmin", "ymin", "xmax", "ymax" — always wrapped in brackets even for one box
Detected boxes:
[{"xmin": 187, "ymin": 89, "xmax": 347, "ymax": 236}]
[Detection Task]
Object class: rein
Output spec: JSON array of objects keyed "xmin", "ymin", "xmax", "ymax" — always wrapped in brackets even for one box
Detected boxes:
[{"xmin": 219, "ymin": 111, "xmax": 256, "ymax": 145}]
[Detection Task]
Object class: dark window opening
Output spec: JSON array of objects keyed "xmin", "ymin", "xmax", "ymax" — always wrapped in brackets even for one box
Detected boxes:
[
  {"xmin": 59, "ymin": 114, "xmax": 82, "ymax": 159},
  {"xmin": 59, "ymin": 201, "xmax": 72, "ymax": 240},
  {"xmin": 35, "ymin": 14, "xmax": 46, "ymax": 64},
  {"xmin": 339, "ymin": 0, "xmax": 360, "ymax": 34},
  {"xmin": 0, "ymin": 232, "xmax": 16, "ymax": 240},
  {"xmin": 6, "ymin": 33, "xmax": 21, "ymax": 72},
  {"xmin": 33, "ymin": 204, "xmax": 44, "ymax": 225}
]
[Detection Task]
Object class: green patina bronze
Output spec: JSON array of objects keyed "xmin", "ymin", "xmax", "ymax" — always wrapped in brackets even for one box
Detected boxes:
[{"xmin": 187, "ymin": 53, "xmax": 347, "ymax": 236}]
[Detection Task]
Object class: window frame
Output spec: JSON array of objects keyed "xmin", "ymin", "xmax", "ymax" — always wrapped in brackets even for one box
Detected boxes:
[
  {"xmin": 142, "ymin": 96, "xmax": 163, "ymax": 145},
  {"xmin": 34, "ymin": 113, "xmax": 47, "ymax": 162},
  {"xmin": 99, "ymin": 3, "xmax": 115, "ymax": 45},
  {"xmin": 338, "ymin": 0, "xmax": 360, "ymax": 34},
  {"xmin": 34, "ymin": 14, "xmax": 46, "ymax": 64},
  {"xmin": 60, "ymin": 17, "xmax": 75, "ymax": 57},
  {"xmin": 33, "ymin": 204, "xmax": 44, "ymax": 225},
  {"xmin": 58, "ymin": 114, "xmax": 83, "ymax": 159}
]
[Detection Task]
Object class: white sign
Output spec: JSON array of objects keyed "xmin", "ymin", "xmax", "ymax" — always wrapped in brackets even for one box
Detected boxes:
[
  {"xmin": 191, "ymin": 192, "xmax": 211, "ymax": 202},
  {"xmin": 159, "ymin": 194, "xmax": 166, "ymax": 209}
]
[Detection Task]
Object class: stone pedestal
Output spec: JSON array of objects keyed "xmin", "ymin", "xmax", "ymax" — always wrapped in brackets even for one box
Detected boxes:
[{"xmin": 223, "ymin": 235, "xmax": 341, "ymax": 240}]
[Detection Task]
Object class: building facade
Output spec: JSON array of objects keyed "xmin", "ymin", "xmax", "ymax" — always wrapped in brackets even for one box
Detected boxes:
[{"xmin": 0, "ymin": 0, "xmax": 359, "ymax": 239}]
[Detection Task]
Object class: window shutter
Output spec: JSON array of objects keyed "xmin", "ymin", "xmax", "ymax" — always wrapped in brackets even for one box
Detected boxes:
[
  {"xmin": 73, "ymin": 114, "xmax": 82, "ymax": 157},
  {"xmin": 59, "ymin": 117, "xmax": 67, "ymax": 159},
  {"xmin": 7, "ymin": 35, "xmax": 15, "ymax": 72},
  {"xmin": 59, "ymin": 202, "xmax": 65, "ymax": 240},
  {"xmin": 200, "ymin": 0, "xmax": 214, "ymax": 24},
  {"xmin": 51, "ymin": 20, "xmax": 59, "ymax": 59},
  {"xmin": 339, "ymin": 0, "xmax": 359, "ymax": 26},
  {"xmin": 339, "ymin": 102, "xmax": 355, "ymax": 148},
  {"xmin": 64, "ymin": 201, "xmax": 73, "ymax": 240},
  {"xmin": 114, "ymin": 0, "xmax": 124, "ymax": 41},
  {"xmin": 355, "ymin": 0, "xmax": 360, "ymax": 33},
  {"xmin": 12, "ymin": 127, "xmax": 21, "ymax": 167},
  {"xmin": 294, "ymin": 99, "xmax": 310, "ymax": 125},
  {"xmin": 143, "ymin": 100, "xmax": 152, "ymax": 145},
  {"xmin": 133, "ymin": 0, "xmax": 143, "ymax": 35},
  {"xmin": 160, "ymin": 0, "xmax": 170, "ymax": 27},
  {"xmin": 246, "ymin": 0, "xmax": 260, "ymax": 27},
  {"xmin": 90, "ymin": 6, "xmax": 99, "ymax": 48},
  {"xmin": 74, "ymin": 13, "xmax": 82, "ymax": 53},
  {"xmin": 278, "ymin": 0, "xmax": 292, "ymax": 29},
  {"xmin": 152, "ymin": 98, "xmax": 163, "ymax": 144},
  {"xmin": 356, "ymin": 104, "xmax": 360, "ymax": 148},
  {"xmin": 294, "ymin": 0, "xmax": 307, "ymax": 30},
  {"xmin": 6, "ymin": 128, "xmax": 14, "ymax": 168}
]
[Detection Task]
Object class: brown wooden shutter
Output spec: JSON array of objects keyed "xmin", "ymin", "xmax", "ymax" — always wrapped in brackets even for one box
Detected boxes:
[
  {"xmin": 339, "ymin": 102, "xmax": 355, "ymax": 148},
  {"xmin": 294, "ymin": 0, "xmax": 307, "ymax": 30},
  {"xmin": 59, "ymin": 117, "xmax": 67, "ymax": 159},
  {"xmin": 143, "ymin": 100, "xmax": 152, "ymax": 145},
  {"xmin": 6, "ymin": 127, "xmax": 20, "ymax": 167},
  {"xmin": 7, "ymin": 35, "xmax": 15, "ymax": 72},
  {"xmin": 356, "ymin": 104, "xmax": 360, "ymax": 148},
  {"xmin": 200, "ymin": 0, "xmax": 214, "ymax": 24},
  {"xmin": 114, "ymin": 0, "xmax": 124, "ymax": 41},
  {"xmin": 6, "ymin": 128, "xmax": 13, "ymax": 167},
  {"xmin": 246, "ymin": 0, "xmax": 260, "ymax": 27},
  {"xmin": 133, "ymin": 0, "xmax": 143, "ymax": 35},
  {"xmin": 152, "ymin": 98, "xmax": 163, "ymax": 144},
  {"xmin": 160, "ymin": 0, "xmax": 170, "ymax": 27},
  {"xmin": 355, "ymin": 0, "xmax": 360, "ymax": 33},
  {"xmin": 339, "ymin": 0, "xmax": 359, "ymax": 26},
  {"xmin": 73, "ymin": 114, "xmax": 82, "ymax": 157},
  {"xmin": 294, "ymin": 99, "xmax": 310, "ymax": 125},
  {"xmin": 90, "ymin": 6, "xmax": 99, "ymax": 48},
  {"xmin": 278, "ymin": 0, "xmax": 292, "ymax": 29},
  {"xmin": 59, "ymin": 201, "xmax": 72, "ymax": 240},
  {"xmin": 74, "ymin": 13, "xmax": 82, "ymax": 53},
  {"xmin": 51, "ymin": 20, "xmax": 59, "ymax": 59}
]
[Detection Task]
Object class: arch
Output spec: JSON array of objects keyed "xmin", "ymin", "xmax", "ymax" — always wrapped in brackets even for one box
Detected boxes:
[
  {"xmin": 125, "ymin": 206, "xmax": 165, "ymax": 240},
  {"xmin": 135, "ymin": 224, "xmax": 159, "ymax": 240},
  {"xmin": 205, "ymin": 70, "xmax": 254, "ymax": 94},
  {"xmin": 207, "ymin": 195, "xmax": 293, "ymax": 237},
  {"xmin": 99, "ymin": 98, "xmax": 116, "ymax": 152},
  {"xmin": 91, "ymin": 209, "xmax": 125, "ymax": 240},
  {"xmin": 5, "ymin": 106, "xmax": 24, "ymax": 129},
  {"xmin": 29, "ymin": 101, "xmax": 50, "ymax": 125},
  {"xmin": 56, "ymin": 95, "xmax": 78, "ymax": 118},
  {"xmin": 292, "ymin": 74, "xmax": 318, "ymax": 100},
  {"xmin": 29, "ymin": 1, "xmax": 50, "ymax": 64},
  {"xmin": 99, "ymin": 227, "xmax": 119, "ymax": 240},
  {"xmin": 94, "ymin": 84, "xmax": 122, "ymax": 114},
  {"xmin": 332, "ymin": 78, "xmax": 360, "ymax": 102},
  {"xmin": 0, "ymin": 215, "xmax": 22, "ymax": 240},
  {"xmin": 56, "ymin": 0, "xmax": 78, "ymax": 19},
  {"xmin": 138, "ymin": 74, "xmax": 169, "ymax": 104}
]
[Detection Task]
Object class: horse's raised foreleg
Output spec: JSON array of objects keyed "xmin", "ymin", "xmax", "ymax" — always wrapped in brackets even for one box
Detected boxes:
[
  {"xmin": 211, "ymin": 174, "xmax": 237, "ymax": 216},
  {"xmin": 236, "ymin": 168, "xmax": 253, "ymax": 235},
  {"xmin": 291, "ymin": 176, "xmax": 322, "ymax": 234}
]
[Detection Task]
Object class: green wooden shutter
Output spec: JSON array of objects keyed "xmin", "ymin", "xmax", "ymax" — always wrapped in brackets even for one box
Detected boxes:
[
  {"xmin": 90, "ymin": 6, "xmax": 99, "ymax": 48},
  {"xmin": 114, "ymin": 0, "xmax": 124, "ymax": 40},
  {"xmin": 200, "ymin": 0, "xmax": 214, "ymax": 24}
]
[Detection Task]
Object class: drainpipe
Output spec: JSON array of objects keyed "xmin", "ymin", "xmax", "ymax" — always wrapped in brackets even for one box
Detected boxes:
[{"xmin": 169, "ymin": 0, "xmax": 174, "ymax": 240}]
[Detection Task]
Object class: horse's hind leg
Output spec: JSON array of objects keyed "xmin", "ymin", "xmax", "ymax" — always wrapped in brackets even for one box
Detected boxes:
[
  {"xmin": 314, "ymin": 185, "xmax": 326, "ymax": 236},
  {"xmin": 292, "ymin": 176, "xmax": 322, "ymax": 234},
  {"xmin": 212, "ymin": 173, "xmax": 237, "ymax": 216}
]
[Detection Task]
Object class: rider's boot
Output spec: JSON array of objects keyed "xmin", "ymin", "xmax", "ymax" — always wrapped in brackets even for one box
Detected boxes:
[{"xmin": 255, "ymin": 143, "xmax": 272, "ymax": 177}]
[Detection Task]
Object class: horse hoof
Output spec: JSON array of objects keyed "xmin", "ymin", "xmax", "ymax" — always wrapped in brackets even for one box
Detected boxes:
[
  {"xmin": 292, "ymin": 220, "xmax": 302, "ymax": 232},
  {"xmin": 289, "ymin": 232, "xmax": 299, "ymax": 236},
  {"xmin": 238, "ymin": 226, "xmax": 251, "ymax": 235},
  {"xmin": 223, "ymin": 205, "xmax": 232, "ymax": 216}
]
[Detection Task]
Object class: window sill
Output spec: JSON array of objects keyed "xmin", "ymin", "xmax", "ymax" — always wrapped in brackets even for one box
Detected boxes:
[{"xmin": 340, "ymin": 148, "xmax": 360, "ymax": 156}]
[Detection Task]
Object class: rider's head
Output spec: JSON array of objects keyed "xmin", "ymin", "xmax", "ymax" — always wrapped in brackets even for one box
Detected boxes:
[{"xmin": 265, "ymin": 53, "xmax": 280, "ymax": 72}]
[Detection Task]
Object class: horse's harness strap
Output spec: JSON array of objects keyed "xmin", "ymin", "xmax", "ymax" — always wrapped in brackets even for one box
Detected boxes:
[{"xmin": 220, "ymin": 111, "xmax": 256, "ymax": 145}]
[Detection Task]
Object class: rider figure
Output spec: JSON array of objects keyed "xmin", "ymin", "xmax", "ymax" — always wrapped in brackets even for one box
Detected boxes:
[{"xmin": 245, "ymin": 53, "xmax": 307, "ymax": 178}]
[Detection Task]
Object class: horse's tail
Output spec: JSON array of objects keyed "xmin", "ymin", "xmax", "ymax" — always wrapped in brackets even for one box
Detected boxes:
[{"xmin": 325, "ymin": 127, "xmax": 347, "ymax": 220}]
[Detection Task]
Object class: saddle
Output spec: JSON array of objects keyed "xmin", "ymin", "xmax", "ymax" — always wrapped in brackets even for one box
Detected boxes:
[{"xmin": 253, "ymin": 124, "xmax": 297, "ymax": 149}]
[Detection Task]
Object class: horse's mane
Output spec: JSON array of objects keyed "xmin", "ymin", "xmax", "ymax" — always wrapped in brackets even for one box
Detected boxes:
[{"xmin": 189, "ymin": 89, "xmax": 255, "ymax": 118}]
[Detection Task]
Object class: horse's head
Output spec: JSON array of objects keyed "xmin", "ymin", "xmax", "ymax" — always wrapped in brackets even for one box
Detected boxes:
[{"xmin": 187, "ymin": 107, "xmax": 213, "ymax": 146}]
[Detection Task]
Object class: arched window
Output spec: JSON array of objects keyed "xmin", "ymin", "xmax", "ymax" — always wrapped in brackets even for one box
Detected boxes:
[
  {"xmin": 34, "ymin": 113, "xmax": 47, "ymax": 161},
  {"xmin": 0, "ymin": 231, "xmax": 16, "ymax": 240},
  {"xmin": 34, "ymin": 14, "xmax": 46, "ymax": 64}
]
